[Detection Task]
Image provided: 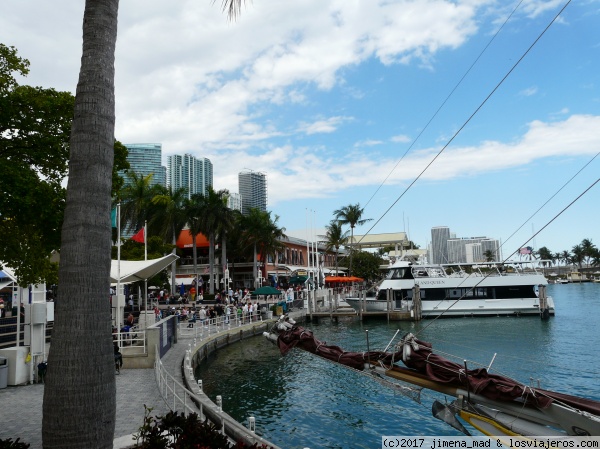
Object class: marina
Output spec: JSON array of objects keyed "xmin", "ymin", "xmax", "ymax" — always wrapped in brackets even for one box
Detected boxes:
[
  {"xmin": 195, "ymin": 283, "xmax": 600, "ymax": 449},
  {"xmin": 344, "ymin": 260, "xmax": 554, "ymax": 319}
]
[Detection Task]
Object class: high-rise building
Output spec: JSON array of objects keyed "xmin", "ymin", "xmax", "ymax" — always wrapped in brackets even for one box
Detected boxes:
[
  {"xmin": 121, "ymin": 143, "xmax": 166, "ymax": 187},
  {"xmin": 430, "ymin": 226, "xmax": 450, "ymax": 264},
  {"xmin": 227, "ymin": 192, "xmax": 242, "ymax": 212},
  {"xmin": 167, "ymin": 154, "xmax": 213, "ymax": 198},
  {"xmin": 446, "ymin": 235, "xmax": 502, "ymax": 264},
  {"xmin": 238, "ymin": 170, "xmax": 267, "ymax": 215}
]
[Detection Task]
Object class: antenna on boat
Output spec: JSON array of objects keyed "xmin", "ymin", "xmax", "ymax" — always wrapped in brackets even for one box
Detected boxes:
[
  {"xmin": 365, "ymin": 330, "xmax": 371, "ymax": 368},
  {"xmin": 487, "ymin": 353, "xmax": 497, "ymax": 372},
  {"xmin": 384, "ymin": 329, "xmax": 401, "ymax": 353}
]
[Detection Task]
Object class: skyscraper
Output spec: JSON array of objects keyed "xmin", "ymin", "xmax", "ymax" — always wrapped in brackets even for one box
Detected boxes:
[
  {"xmin": 121, "ymin": 143, "xmax": 166, "ymax": 187},
  {"xmin": 227, "ymin": 192, "xmax": 242, "ymax": 212},
  {"xmin": 238, "ymin": 170, "xmax": 267, "ymax": 215},
  {"xmin": 430, "ymin": 226, "xmax": 450, "ymax": 264},
  {"xmin": 167, "ymin": 154, "xmax": 213, "ymax": 198}
]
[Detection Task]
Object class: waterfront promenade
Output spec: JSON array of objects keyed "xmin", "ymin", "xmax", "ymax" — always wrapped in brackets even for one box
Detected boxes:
[{"xmin": 0, "ymin": 314, "xmax": 279, "ymax": 449}]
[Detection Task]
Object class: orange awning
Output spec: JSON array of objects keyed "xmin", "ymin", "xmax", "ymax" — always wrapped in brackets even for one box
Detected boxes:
[
  {"xmin": 325, "ymin": 276, "xmax": 364, "ymax": 283},
  {"xmin": 176, "ymin": 229, "xmax": 210, "ymax": 249}
]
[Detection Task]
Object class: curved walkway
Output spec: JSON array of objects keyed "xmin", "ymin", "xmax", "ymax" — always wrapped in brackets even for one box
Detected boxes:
[{"xmin": 0, "ymin": 315, "xmax": 289, "ymax": 449}]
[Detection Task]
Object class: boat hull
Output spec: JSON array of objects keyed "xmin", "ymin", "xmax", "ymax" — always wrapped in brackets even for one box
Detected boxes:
[{"xmin": 345, "ymin": 297, "xmax": 555, "ymax": 317}]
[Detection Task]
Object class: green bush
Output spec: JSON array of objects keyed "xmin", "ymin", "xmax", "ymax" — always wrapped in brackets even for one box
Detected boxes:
[
  {"xmin": 0, "ymin": 438, "xmax": 30, "ymax": 449},
  {"xmin": 134, "ymin": 405, "xmax": 273, "ymax": 449}
]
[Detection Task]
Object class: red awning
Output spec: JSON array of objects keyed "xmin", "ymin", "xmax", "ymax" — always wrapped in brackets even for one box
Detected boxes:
[{"xmin": 176, "ymin": 230, "xmax": 210, "ymax": 249}]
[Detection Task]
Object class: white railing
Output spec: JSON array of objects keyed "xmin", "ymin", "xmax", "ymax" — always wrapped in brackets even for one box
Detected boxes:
[
  {"xmin": 113, "ymin": 328, "xmax": 146, "ymax": 354},
  {"xmin": 176, "ymin": 311, "xmax": 271, "ymax": 338},
  {"xmin": 154, "ymin": 323, "xmax": 282, "ymax": 449},
  {"xmin": 155, "ymin": 345, "xmax": 199, "ymax": 415}
]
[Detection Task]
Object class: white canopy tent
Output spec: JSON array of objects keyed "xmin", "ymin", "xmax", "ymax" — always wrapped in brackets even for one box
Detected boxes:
[
  {"xmin": 110, "ymin": 254, "xmax": 179, "ymax": 284},
  {"xmin": 110, "ymin": 254, "xmax": 179, "ymax": 328}
]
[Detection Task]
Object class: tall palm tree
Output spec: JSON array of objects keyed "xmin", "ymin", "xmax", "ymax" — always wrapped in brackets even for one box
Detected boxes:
[
  {"xmin": 580, "ymin": 238, "xmax": 597, "ymax": 268},
  {"xmin": 118, "ymin": 171, "xmax": 157, "ymax": 234},
  {"xmin": 215, "ymin": 191, "xmax": 238, "ymax": 289},
  {"xmin": 195, "ymin": 187, "xmax": 230, "ymax": 294},
  {"xmin": 571, "ymin": 244, "xmax": 584, "ymax": 270},
  {"xmin": 42, "ymin": 1, "xmax": 118, "ymax": 447},
  {"xmin": 150, "ymin": 185, "xmax": 188, "ymax": 292},
  {"xmin": 183, "ymin": 193, "xmax": 205, "ymax": 289},
  {"xmin": 333, "ymin": 203, "xmax": 372, "ymax": 276},
  {"xmin": 320, "ymin": 220, "xmax": 349, "ymax": 276},
  {"xmin": 240, "ymin": 208, "xmax": 287, "ymax": 288},
  {"xmin": 42, "ymin": 2, "xmax": 245, "ymax": 447},
  {"xmin": 560, "ymin": 250, "xmax": 571, "ymax": 267}
]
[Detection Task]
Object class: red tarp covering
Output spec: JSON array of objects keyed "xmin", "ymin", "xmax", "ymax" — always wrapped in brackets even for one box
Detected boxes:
[
  {"xmin": 277, "ymin": 325, "xmax": 401, "ymax": 370},
  {"xmin": 275, "ymin": 325, "xmax": 600, "ymax": 413}
]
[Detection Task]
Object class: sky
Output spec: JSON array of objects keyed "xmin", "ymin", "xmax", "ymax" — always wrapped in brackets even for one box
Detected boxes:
[{"xmin": 1, "ymin": 0, "xmax": 599, "ymax": 257}]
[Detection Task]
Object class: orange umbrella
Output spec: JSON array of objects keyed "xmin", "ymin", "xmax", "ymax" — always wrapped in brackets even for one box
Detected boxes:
[
  {"xmin": 324, "ymin": 276, "xmax": 347, "ymax": 283},
  {"xmin": 345, "ymin": 276, "xmax": 364, "ymax": 283}
]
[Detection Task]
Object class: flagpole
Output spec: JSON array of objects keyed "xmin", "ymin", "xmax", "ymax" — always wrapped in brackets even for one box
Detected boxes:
[
  {"xmin": 117, "ymin": 202, "xmax": 122, "ymax": 328},
  {"xmin": 144, "ymin": 220, "xmax": 148, "ymax": 317}
]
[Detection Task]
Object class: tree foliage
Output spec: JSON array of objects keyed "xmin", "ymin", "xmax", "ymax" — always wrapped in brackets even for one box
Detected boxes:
[
  {"xmin": 0, "ymin": 44, "xmax": 72, "ymax": 284},
  {"xmin": 0, "ymin": 43, "xmax": 129, "ymax": 285},
  {"xmin": 348, "ymin": 250, "xmax": 383, "ymax": 283}
]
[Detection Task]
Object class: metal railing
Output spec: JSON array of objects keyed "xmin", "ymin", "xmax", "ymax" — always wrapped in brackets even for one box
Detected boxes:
[
  {"xmin": 112, "ymin": 328, "xmax": 146, "ymax": 354},
  {"xmin": 154, "ymin": 323, "xmax": 281, "ymax": 449},
  {"xmin": 176, "ymin": 311, "xmax": 271, "ymax": 338}
]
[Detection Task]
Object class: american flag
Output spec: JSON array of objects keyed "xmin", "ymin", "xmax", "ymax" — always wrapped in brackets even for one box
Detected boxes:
[{"xmin": 519, "ymin": 246, "xmax": 533, "ymax": 255}]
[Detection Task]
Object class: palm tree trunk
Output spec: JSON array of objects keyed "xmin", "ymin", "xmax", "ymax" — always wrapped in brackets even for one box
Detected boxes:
[
  {"xmin": 42, "ymin": 1, "xmax": 118, "ymax": 447},
  {"xmin": 349, "ymin": 226, "xmax": 354, "ymax": 276},
  {"xmin": 209, "ymin": 233, "xmax": 215, "ymax": 294},
  {"xmin": 171, "ymin": 228, "xmax": 177, "ymax": 297},
  {"xmin": 222, "ymin": 235, "xmax": 227, "ymax": 288},
  {"xmin": 253, "ymin": 242, "xmax": 258, "ymax": 288}
]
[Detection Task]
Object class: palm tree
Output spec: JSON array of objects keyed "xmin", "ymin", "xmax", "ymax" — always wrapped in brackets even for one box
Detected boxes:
[
  {"xmin": 571, "ymin": 244, "xmax": 584, "ymax": 270},
  {"xmin": 333, "ymin": 203, "xmax": 372, "ymax": 276},
  {"xmin": 42, "ymin": 1, "xmax": 119, "ymax": 447},
  {"xmin": 483, "ymin": 250, "xmax": 495, "ymax": 262},
  {"xmin": 183, "ymin": 194, "xmax": 205, "ymax": 290},
  {"xmin": 150, "ymin": 185, "xmax": 188, "ymax": 293},
  {"xmin": 41, "ymin": 2, "xmax": 245, "ymax": 447},
  {"xmin": 320, "ymin": 220, "xmax": 349, "ymax": 275},
  {"xmin": 580, "ymin": 238, "xmax": 597, "ymax": 268},
  {"xmin": 240, "ymin": 208, "xmax": 287, "ymax": 288},
  {"xmin": 194, "ymin": 187, "xmax": 230, "ymax": 294},
  {"xmin": 560, "ymin": 250, "xmax": 571, "ymax": 267},
  {"xmin": 215, "ymin": 191, "xmax": 238, "ymax": 289},
  {"xmin": 118, "ymin": 171, "xmax": 157, "ymax": 234},
  {"xmin": 537, "ymin": 246, "xmax": 554, "ymax": 268}
]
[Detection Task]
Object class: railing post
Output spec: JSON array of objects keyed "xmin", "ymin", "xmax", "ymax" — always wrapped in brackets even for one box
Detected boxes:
[{"xmin": 248, "ymin": 416, "xmax": 255, "ymax": 433}]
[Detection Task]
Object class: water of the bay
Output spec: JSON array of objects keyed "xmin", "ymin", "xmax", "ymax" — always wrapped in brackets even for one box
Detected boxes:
[{"xmin": 195, "ymin": 283, "xmax": 600, "ymax": 449}]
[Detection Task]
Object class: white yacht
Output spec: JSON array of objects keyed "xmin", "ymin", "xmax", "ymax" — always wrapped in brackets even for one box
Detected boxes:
[{"xmin": 345, "ymin": 260, "xmax": 554, "ymax": 318}]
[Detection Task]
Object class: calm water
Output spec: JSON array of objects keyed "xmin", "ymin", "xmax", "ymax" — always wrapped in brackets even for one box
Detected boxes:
[{"xmin": 195, "ymin": 284, "xmax": 600, "ymax": 449}]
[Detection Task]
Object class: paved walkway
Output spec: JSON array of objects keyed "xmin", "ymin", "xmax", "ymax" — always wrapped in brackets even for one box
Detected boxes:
[
  {"xmin": 0, "ymin": 323, "xmax": 222, "ymax": 448},
  {"xmin": 0, "ymin": 316, "xmax": 280, "ymax": 449}
]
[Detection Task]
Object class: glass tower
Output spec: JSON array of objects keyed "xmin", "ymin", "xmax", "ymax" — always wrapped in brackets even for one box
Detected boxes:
[
  {"xmin": 238, "ymin": 171, "xmax": 267, "ymax": 215},
  {"xmin": 121, "ymin": 143, "xmax": 166, "ymax": 187},
  {"xmin": 167, "ymin": 154, "xmax": 213, "ymax": 198}
]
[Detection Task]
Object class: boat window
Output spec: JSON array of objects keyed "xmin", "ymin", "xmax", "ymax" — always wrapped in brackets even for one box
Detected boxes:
[{"xmin": 387, "ymin": 268, "xmax": 411, "ymax": 279}]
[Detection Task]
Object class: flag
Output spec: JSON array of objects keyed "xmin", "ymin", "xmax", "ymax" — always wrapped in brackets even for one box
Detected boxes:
[
  {"xmin": 519, "ymin": 246, "xmax": 532, "ymax": 255},
  {"xmin": 111, "ymin": 207, "xmax": 117, "ymax": 228},
  {"xmin": 131, "ymin": 228, "xmax": 145, "ymax": 243}
]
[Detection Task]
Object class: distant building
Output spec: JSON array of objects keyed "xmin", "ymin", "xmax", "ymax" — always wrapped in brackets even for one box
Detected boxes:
[
  {"xmin": 238, "ymin": 170, "xmax": 267, "ymax": 215},
  {"xmin": 121, "ymin": 143, "xmax": 166, "ymax": 187},
  {"xmin": 430, "ymin": 226, "xmax": 450, "ymax": 264},
  {"xmin": 432, "ymin": 226, "xmax": 502, "ymax": 264},
  {"xmin": 167, "ymin": 154, "xmax": 213, "ymax": 198},
  {"xmin": 227, "ymin": 192, "xmax": 242, "ymax": 212}
]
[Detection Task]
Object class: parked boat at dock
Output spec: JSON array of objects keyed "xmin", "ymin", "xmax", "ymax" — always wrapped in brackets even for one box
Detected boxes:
[{"xmin": 345, "ymin": 259, "xmax": 554, "ymax": 318}]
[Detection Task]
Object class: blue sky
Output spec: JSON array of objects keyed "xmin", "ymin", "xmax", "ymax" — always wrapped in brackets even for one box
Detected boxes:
[{"xmin": 1, "ymin": 0, "xmax": 598, "ymax": 256}]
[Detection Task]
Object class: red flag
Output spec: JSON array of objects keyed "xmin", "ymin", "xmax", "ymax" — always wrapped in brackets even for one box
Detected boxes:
[{"xmin": 131, "ymin": 228, "xmax": 145, "ymax": 243}]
